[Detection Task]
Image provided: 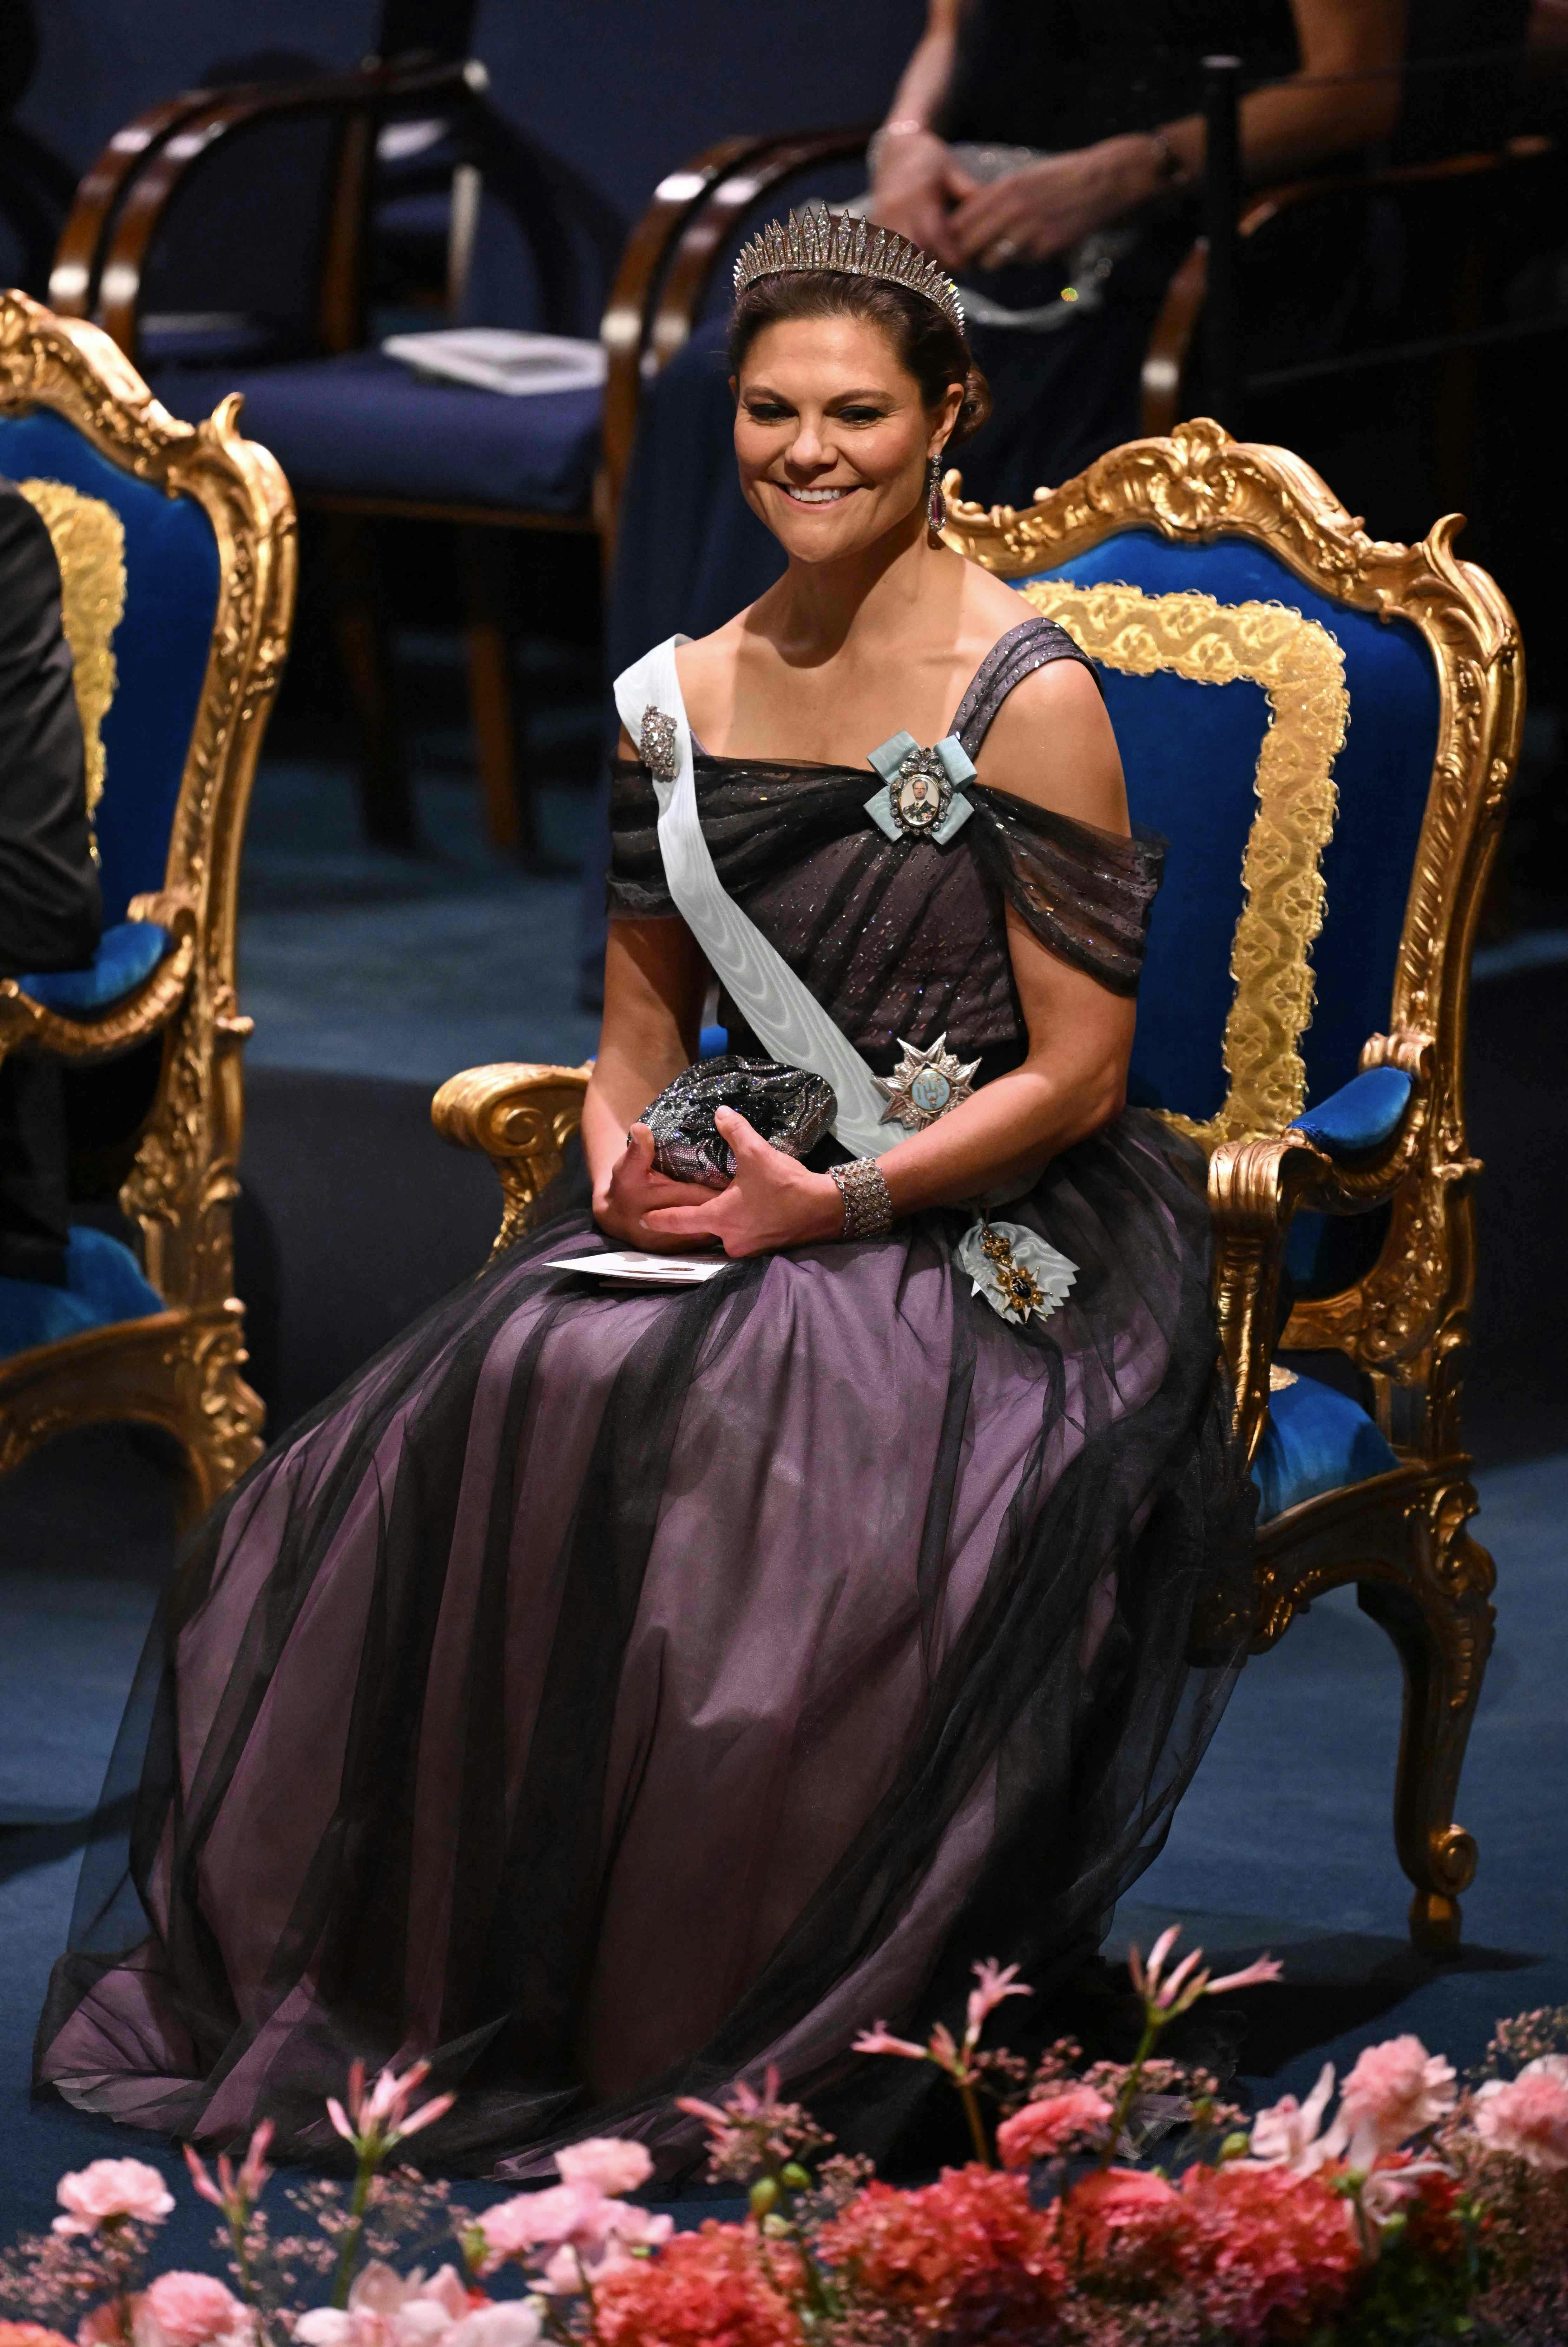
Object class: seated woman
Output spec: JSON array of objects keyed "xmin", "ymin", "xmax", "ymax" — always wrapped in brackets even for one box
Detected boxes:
[{"xmin": 38, "ymin": 219, "xmax": 1254, "ymax": 2174}]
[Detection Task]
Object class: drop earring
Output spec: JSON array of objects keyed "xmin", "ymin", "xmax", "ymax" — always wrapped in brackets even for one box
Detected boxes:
[{"xmin": 926, "ymin": 455, "xmax": 947, "ymax": 545}]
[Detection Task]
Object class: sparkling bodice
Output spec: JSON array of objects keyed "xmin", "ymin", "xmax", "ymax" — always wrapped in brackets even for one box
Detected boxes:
[{"xmin": 607, "ymin": 618, "xmax": 1164, "ymax": 1075}]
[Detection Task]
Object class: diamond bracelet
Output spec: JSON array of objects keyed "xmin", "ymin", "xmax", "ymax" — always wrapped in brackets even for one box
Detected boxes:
[{"xmin": 829, "ymin": 1156, "xmax": 895, "ymax": 1240}]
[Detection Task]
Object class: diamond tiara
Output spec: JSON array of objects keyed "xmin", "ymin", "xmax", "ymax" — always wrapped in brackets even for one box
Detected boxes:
[{"xmin": 732, "ymin": 208, "xmax": 965, "ymax": 337}]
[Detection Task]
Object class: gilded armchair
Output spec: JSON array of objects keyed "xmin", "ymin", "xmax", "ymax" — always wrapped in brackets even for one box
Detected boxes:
[
  {"xmin": 433, "ymin": 419, "xmax": 1520, "ymax": 1955},
  {"xmin": 0, "ymin": 291, "xmax": 295, "ymax": 1521}
]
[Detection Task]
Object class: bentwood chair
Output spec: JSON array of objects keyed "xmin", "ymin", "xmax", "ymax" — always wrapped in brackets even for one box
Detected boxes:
[
  {"xmin": 48, "ymin": 50, "xmax": 625, "ymax": 859},
  {"xmin": 430, "ymin": 418, "xmax": 1520, "ymax": 1959},
  {"xmin": 0, "ymin": 291, "xmax": 294, "ymax": 1521}
]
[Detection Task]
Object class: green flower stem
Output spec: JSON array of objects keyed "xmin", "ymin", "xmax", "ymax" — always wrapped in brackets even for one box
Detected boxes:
[
  {"xmin": 571, "ymin": 2248, "xmax": 601, "ymax": 2343},
  {"xmin": 1097, "ymin": 2013, "xmax": 1163, "ymax": 2173},
  {"xmin": 957, "ymin": 2076, "xmax": 993, "ymax": 2168},
  {"xmin": 226, "ymin": 2205, "xmax": 265, "ymax": 2334},
  {"xmin": 331, "ymin": 2143, "xmax": 379, "ymax": 2310}
]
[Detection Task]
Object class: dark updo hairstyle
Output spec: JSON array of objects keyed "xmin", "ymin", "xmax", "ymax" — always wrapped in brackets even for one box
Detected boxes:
[{"xmin": 727, "ymin": 270, "xmax": 992, "ymax": 447}]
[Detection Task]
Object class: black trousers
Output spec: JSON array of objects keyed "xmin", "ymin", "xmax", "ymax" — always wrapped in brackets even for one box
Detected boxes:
[{"xmin": 0, "ymin": 1049, "xmax": 69, "ymax": 1284}]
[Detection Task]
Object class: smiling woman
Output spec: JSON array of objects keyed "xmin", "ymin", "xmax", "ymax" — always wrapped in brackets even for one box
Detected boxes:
[{"xmin": 38, "ymin": 216, "xmax": 1255, "ymax": 2187}]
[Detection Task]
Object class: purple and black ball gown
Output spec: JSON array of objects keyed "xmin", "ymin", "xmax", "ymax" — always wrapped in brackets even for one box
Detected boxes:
[{"xmin": 36, "ymin": 619, "xmax": 1254, "ymax": 2173}]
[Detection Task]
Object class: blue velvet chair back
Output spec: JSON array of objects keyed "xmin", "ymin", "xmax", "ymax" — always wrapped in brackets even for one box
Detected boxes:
[
  {"xmin": 0, "ymin": 409, "xmax": 219, "ymax": 924},
  {"xmin": 1014, "ymin": 527, "xmax": 1442, "ymax": 1133}
]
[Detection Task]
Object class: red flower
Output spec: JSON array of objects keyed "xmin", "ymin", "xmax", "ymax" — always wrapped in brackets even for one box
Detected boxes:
[
  {"xmin": 1181, "ymin": 2161, "xmax": 1361, "ymax": 2344},
  {"xmin": 593, "ymin": 2222, "xmax": 805, "ymax": 2347},
  {"xmin": 1055, "ymin": 2166, "xmax": 1195, "ymax": 2289},
  {"xmin": 996, "ymin": 2087, "xmax": 1113, "ymax": 2170},
  {"xmin": 819, "ymin": 2168, "xmax": 1064, "ymax": 2327}
]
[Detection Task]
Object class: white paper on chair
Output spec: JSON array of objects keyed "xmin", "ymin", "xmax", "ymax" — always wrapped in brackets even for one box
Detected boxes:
[
  {"xmin": 544, "ymin": 1249, "xmax": 728, "ymax": 1287},
  {"xmin": 380, "ymin": 329, "xmax": 607, "ymax": 397}
]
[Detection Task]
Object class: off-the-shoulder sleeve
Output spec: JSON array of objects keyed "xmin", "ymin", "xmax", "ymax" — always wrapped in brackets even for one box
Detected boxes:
[
  {"xmin": 967, "ymin": 786, "xmax": 1164, "ymax": 996},
  {"xmin": 605, "ymin": 757, "xmax": 677, "ymax": 917}
]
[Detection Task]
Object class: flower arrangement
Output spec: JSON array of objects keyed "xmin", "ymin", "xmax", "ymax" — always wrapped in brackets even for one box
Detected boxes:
[{"xmin": 5, "ymin": 1933, "xmax": 1568, "ymax": 2347}]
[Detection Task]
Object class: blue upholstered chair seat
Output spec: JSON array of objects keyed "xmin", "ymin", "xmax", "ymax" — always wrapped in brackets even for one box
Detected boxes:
[
  {"xmin": 0, "ymin": 1227, "xmax": 165, "ymax": 1360},
  {"xmin": 151, "ymin": 352, "xmax": 602, "ymax": 516},
  {"xmin": 1255, "ymin": 1372, "xmax": 1399, "ymax": 1522},
  {"xmin": 18, "ymin": 919, "xmax": 170, "ymax": 1013}
]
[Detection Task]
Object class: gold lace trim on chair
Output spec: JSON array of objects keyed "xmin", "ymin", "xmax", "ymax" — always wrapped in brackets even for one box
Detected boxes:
[
  {"xmin": 1021, "ymin": 580, "xmax": 1349, "ymax": 1151},
  {"xmin": 17, "ymin": 478, "xmax": 127, "ymax": 855}
]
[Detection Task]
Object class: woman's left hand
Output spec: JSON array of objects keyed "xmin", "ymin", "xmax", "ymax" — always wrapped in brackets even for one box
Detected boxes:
[
  {"xmin": 642, "ymin": 1108, "xmax": 845, "ymax": 1258},
  {"xmin": 947, "ymin": 136, "xmax": 1158, "ymax": 271}
]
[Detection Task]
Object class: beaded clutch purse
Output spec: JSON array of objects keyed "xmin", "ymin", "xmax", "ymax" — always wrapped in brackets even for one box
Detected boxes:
[{"xmin": 642, "ymin": 1055, "xmax": 836, "ymax": 1188}]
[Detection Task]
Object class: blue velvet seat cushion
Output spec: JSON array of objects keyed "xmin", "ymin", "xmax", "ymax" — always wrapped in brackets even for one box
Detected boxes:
[
  {"xmin": 0, "ymin": 1227, "xmax": 165, "ymax": 1360},
  {"xmin": 1254, "ymin": 1371, "xmax": 1399, "ymax": 1522},
  {"xmin": 150, "ymin": 351, "xmax": 601, "ymax": 517},
  {"xmin": 18, "ymin": 920, "xmax": 169, "ymax": 1014}
]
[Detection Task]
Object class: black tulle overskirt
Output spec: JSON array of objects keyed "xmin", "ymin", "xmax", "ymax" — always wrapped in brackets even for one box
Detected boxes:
[{"xmin": 36, "ymin": 1109, "xmax": 1253, "ymax": 2178}]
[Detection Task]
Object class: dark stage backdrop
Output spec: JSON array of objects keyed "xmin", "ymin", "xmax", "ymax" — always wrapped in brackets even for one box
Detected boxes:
[{"xmin": 20, "ymin": 0, "xmax": 926, "ymax": 226}]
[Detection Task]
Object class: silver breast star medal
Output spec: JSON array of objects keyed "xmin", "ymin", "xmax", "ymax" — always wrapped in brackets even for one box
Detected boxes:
[
  {"xmin": 864, "ymin": 730, "xmax": 977, "ymax": 845},
  {"xmin": 875, "ymin": 1032, "xmax": 981, "ymax": 1130}
]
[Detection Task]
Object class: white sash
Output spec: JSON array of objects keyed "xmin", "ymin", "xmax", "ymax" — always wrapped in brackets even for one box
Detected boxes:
[{"xmin": 613, "ymin": 637, "xmax": 896, "ymax": 1161}]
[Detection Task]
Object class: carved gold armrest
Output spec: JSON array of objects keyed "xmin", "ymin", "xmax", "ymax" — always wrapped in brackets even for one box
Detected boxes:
[
  {"xmin": 1208, "ymin": 1030, "xmax": 1432, "ymax": 1467},
  {"xmin": 431, "ymin": 1061, "xmax": 592, "ymax": 1258},
  {"xmin": 0, "ymin": 894, "xmax": 197, "ymax": 1068}
]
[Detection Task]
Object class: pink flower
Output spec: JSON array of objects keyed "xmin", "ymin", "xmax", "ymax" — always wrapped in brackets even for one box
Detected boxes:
[
  {"xmin": 1472, "ymin": 2055, "xmax": 1568, "ymax": 2171},
  {"xmin": 471, "ymin": 2189, "xmax": 670, "ymax": 2287},
  {"xmin": 1126, "ymin": 1926, "xmax": 1282, "ymax": 2020},
  {"xmin": 1249, "ymin": 2064, "xmax": 1345, "ymax": 2175},
  {"xmin": 1205, "ymin": 1956, "xmax": 1287, "ymax": 1997},
  {"xmin": 326, "ymin": 2063, "xmax": 455, "ymax": 2153},
  {"xmin": 1338, "ymin": 2036, "xmax": 1456, "ymax": 2157},
  {"xmin": 554, "ymin": 2139, "xmax": 653, "ymax": 2197},
  {"xmin": 965, "ymin": 1961, "xmax": 1031, "ymax": 2048},
  {"xmin": 849, "ymin": 2027, "xmax": 929, "ymax": 2062},
  {"xmin": 441, "ymin": 2313, "xmax": 542, "ymax": 2347},
  {"xmin": 53, "ymin": 2160, "xmax": 175, "ymax": 2236},
  {"xmin": 996, "ymin": 2086, "xmax": 1114, "ymax": 2169},
  {"xmin": 183, "ymin": 2126, "xmax": 272, "ymax": 2220},
  {"xmin": 135, "ymin": 2274, "xmax": 246, "ymax": 2347},
  {"xmin": 472, "ymin": 2185, "xmax": 604, "ymax": 2266},
  {"xmin": 295, "ymin": 2265, "xmax": 470, "ymax": 2347}
]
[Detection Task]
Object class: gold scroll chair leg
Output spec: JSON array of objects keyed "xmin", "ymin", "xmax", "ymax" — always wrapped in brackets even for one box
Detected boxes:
[{"xmin": 1354, "ymin": 1474, "xmax": 1497, "ymax": 1954}]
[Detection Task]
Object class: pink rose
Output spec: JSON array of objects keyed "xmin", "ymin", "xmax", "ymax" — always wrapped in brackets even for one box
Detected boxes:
[
  {"xmin": 997, "ymin": 2087, "xmax": 1114, "ymax": 2169},
  {"xmin": 555, "ymin": 2140, "xmax": 653, "ymax": 2198},
  {"xmin": 472, "ymin": 2186, "xmax": 608, "ymax": 2272},
  {"xmin": 136, "ymin": 2275, "xmax": 245, "ymax": 2347},
  {"xmin": 54, "ymin": 2161, "xmax": 175, "ymax": 2237},
  {"xmin": 1473, "ymin": 2056, "xmax": 1568, "ymax": 2172},
  {"xmin": 1338, "ymin": 2037, "xmax": 1456, "ymax": 2156}
]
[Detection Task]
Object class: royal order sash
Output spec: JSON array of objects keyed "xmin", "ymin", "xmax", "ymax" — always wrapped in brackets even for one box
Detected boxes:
[{"xmin": 613, "ymin": 637, "xmax": 897, "ymax": 1161}]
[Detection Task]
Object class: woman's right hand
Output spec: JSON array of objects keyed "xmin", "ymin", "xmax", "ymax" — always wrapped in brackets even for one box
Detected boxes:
[
  {"xmin": 593, "ymin": 1122, "xmax": 727, "ymax": 1252},
  {"xmin": 869, "ymin": 129, "xmax": 975, "ymax": 270}
]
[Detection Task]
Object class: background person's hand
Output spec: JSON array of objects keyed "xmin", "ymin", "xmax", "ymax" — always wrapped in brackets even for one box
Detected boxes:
[
  {"xmin": 594, "ymin": 1122, "xmax": 728, "ymax": 1252},
  {"xmin": 948, "ymin": 137, "xmax": 1157, "ymax": 271},
  {"xmin": 869, "ymin": 128, "xmax": 977, "ymax": 270},
  {"xmin": 642, "ymin": 1108, "xmax": 845, "ymax": 1259}
]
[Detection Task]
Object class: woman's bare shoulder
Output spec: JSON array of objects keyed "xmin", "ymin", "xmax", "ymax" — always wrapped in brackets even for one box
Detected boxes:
[
  {"xmin": 975, "ymin": 645, "xmax": 1129, "ymax": 834},
  {"xmin": 672, "ymin": 616, "xmax": 761, "ymax": 750}
]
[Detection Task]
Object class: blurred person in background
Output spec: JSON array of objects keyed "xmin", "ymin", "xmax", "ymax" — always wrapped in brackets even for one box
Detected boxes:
[
  {"xmin": 588, "ymin": 0, "xmax": 1526, "ymax": 1002},
  {"xmin": 0, "ymin": 484, "xmax": 98, "ymax": 1297}
]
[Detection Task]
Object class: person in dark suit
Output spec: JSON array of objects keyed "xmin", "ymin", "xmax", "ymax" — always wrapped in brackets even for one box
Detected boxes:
[{"xmin": 0, "ymin": 479, "xmax": 100, "ymax": 1286}]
